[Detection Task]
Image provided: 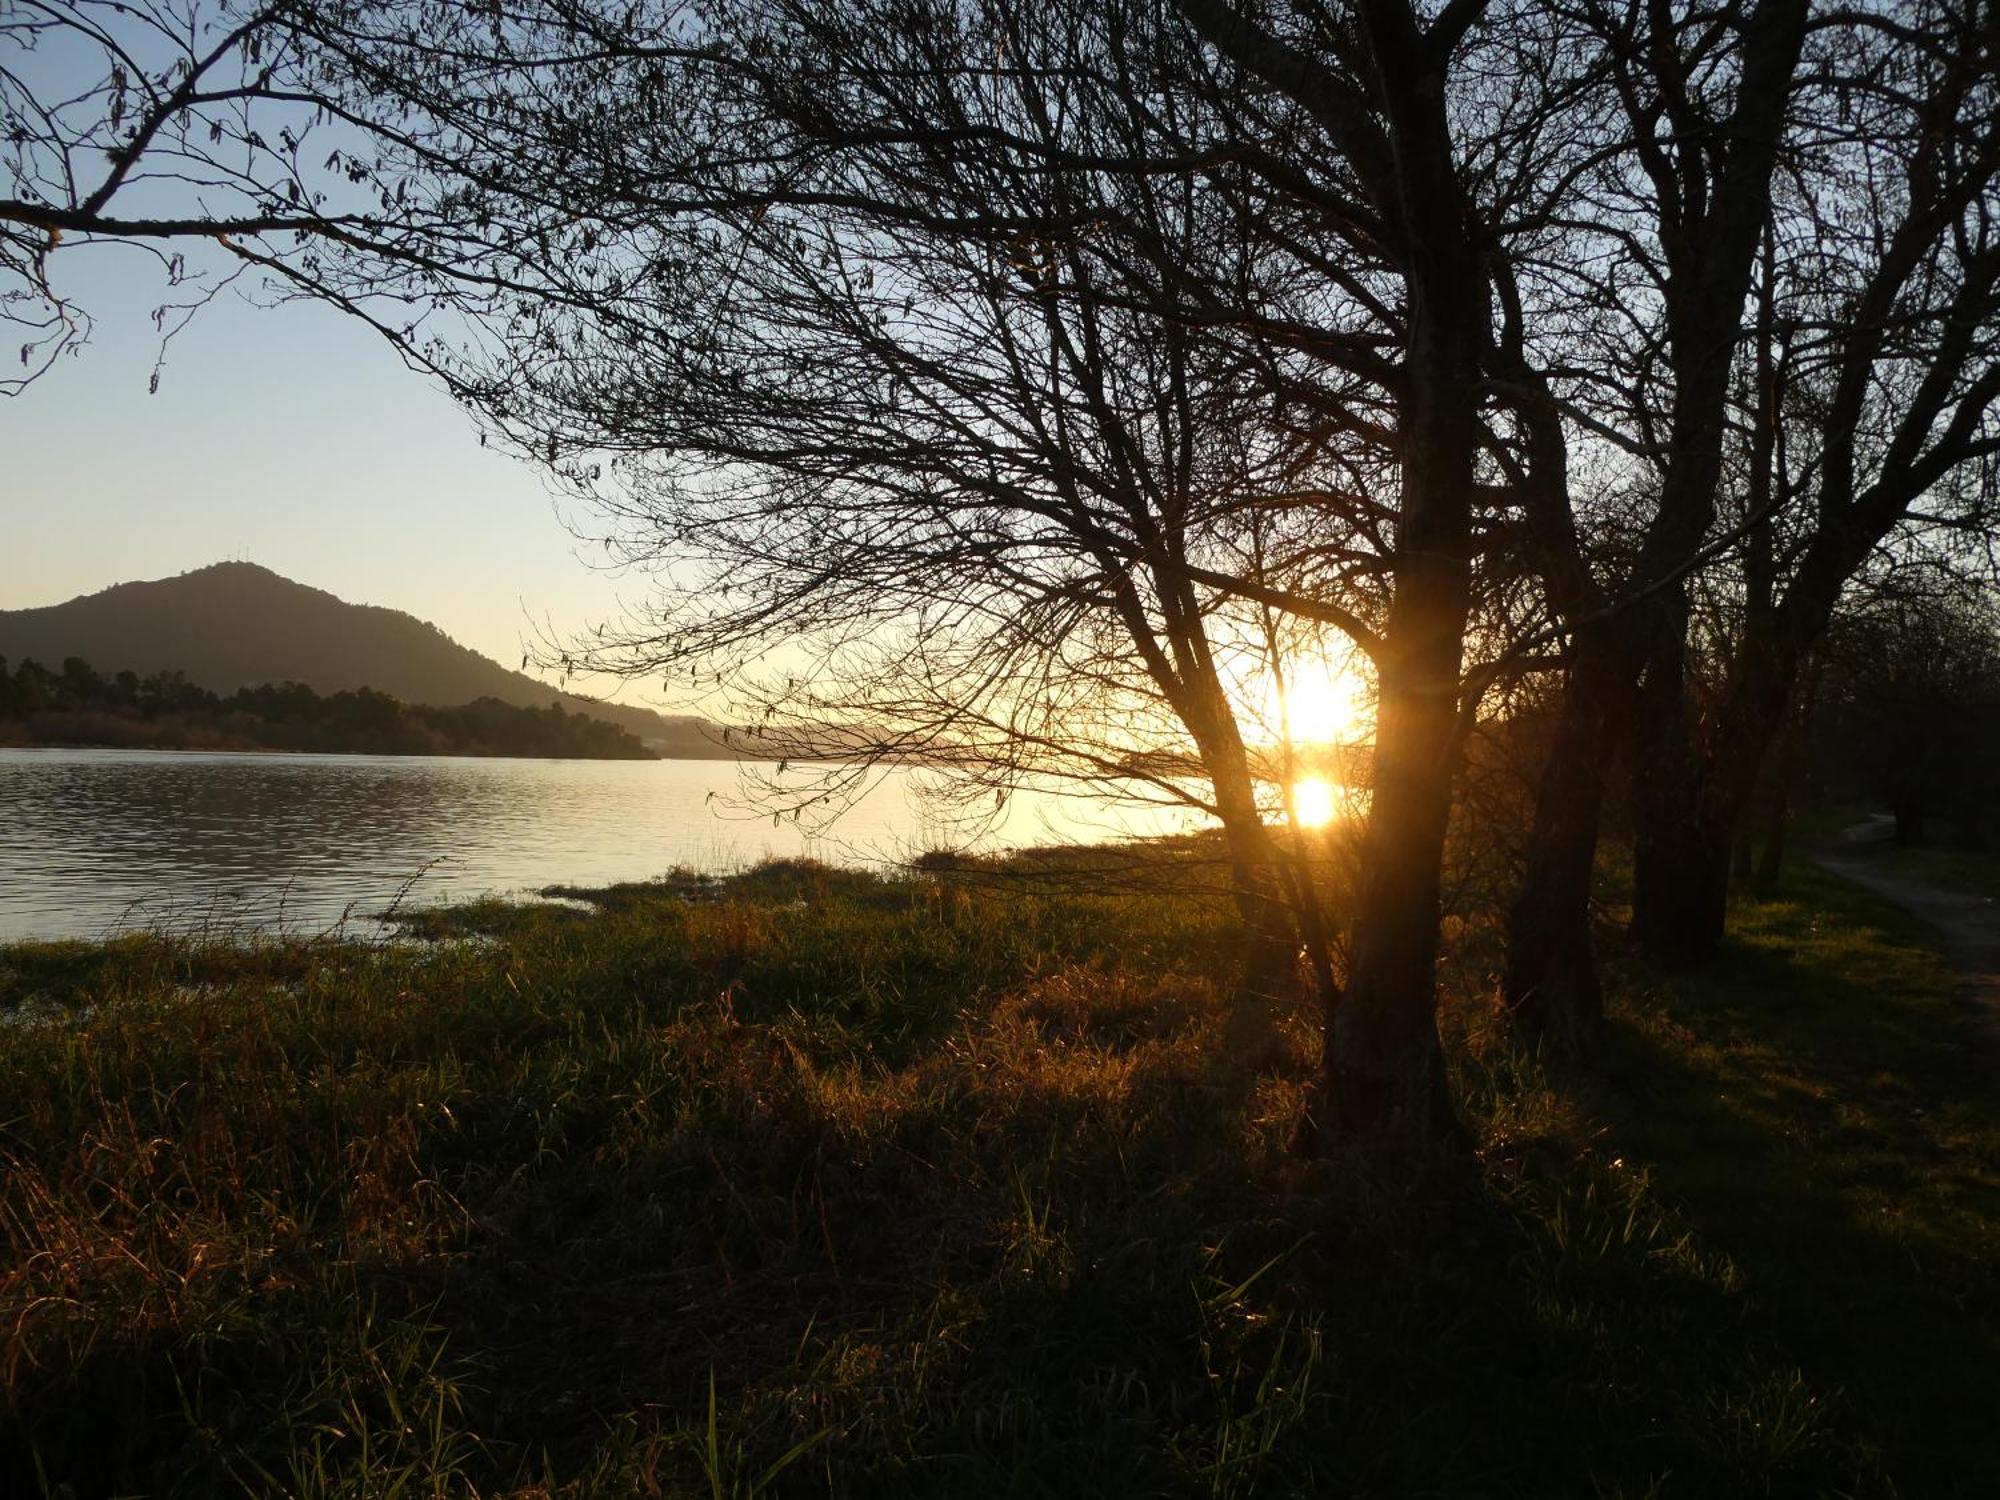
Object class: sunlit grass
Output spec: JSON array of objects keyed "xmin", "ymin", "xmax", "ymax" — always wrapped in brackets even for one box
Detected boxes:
[{"xmin": 0, "ymin": 845, "xmax": 1991, "ymax": 1495}]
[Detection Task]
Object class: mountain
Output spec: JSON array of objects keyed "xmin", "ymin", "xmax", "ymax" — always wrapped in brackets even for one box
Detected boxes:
[{"xmin": 0, "ymin": 563, "xmax": 739, "ymax": 758}]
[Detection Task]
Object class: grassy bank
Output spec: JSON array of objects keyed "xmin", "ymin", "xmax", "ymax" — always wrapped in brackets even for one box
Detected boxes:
[{"xmin": 2, "ymin": 850, "xmax": 1995, "ymax": 1497}]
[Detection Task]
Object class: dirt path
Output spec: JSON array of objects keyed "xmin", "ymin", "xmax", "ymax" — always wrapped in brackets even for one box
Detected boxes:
[{"xmin": 1815, "ymin": 828, "xmax": 2000, "ymax": 1031}]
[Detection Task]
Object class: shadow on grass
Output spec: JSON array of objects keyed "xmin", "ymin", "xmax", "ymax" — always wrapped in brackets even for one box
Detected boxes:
[
  {"xmin": 1, "ymin": 857, "xmax": 1986, "ymax": 1496},
  {"xmin": 1592, "ymin": 865, "xmax": 2000, "ymax": 1494}
]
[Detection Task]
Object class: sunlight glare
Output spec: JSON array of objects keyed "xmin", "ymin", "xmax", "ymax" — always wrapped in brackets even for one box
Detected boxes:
[
  {"xmin": 1292, "ymin": 776, "xmax": 1337, "ymax": 828},
  {"xmin": 1279, "ymin": 669, "xmax": 1365, "ymax": 744}
]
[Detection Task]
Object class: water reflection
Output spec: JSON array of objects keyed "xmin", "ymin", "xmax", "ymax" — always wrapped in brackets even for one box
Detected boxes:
[{"xmin": 0, "ymin": 749, "xmax": 1206, "ymax": 941}]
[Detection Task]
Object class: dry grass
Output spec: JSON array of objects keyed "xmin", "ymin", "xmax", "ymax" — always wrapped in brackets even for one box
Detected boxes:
[{"xmin": 0, "ymin": 846, "xmax": 1993, "ymax": 1496}]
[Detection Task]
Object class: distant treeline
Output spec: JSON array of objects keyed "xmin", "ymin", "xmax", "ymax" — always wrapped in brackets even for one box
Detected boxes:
[{"xmin": 0, "ymin": 655, "xmax": 655, "ymax": 760}]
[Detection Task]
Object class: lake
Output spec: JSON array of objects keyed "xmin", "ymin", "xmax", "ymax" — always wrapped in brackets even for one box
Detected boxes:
[{"xmin": 0, "ymin": 748, "xmax": 1207, "ymax": 942}]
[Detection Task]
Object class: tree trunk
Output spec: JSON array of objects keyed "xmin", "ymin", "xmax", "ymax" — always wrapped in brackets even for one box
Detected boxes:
[
  {"xmin": 1731, "ymin": 824, "xmax": 1755, "ymax": 883},
  {"xmin": 1326, "ymin": 277, "xmax": 1476, "ymax": 1152},
  {"xmin": 1255, "ymin": 1, "xmax": 1479, "ymax": 1160},
  {"xmin": 1222, "ymin": 820, "xmax": 1297, "ymax": 999},
  {"xmin": 1633, "ymin": 624, "xmax": 1802, "ymax": 963},
  {"xmin": 1752, "ymin": 778, "xmax": 1788, "ymax": 897},
  {"xmin": 1631, "ymin": 810, "xmax": 1733, "ymax": 966},
  {"xmin": 1188, "ymin": 691, "xmax": 1303, "ymax": 1001},
  {"xmin": 1750, "ymin": 694, "xmax": 1803, "ymax": 898},
  {"xmin": 1628, "ymin": 586, "xmax": 1735, "ymax": 965},
  {"xmin": 1502, "ymin": 634, "xmax": 1622, "ymax": 1054},
  {"xmin": 1333, "ymin": 654, "xmax": 1464, "ymax": 1150},
  {"xmin": 1604, "ymin": 1, "xmax": 1811, "ymax": 970}
]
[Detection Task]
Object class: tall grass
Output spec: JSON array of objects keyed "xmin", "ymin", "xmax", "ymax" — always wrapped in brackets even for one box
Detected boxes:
[{"xmin": 0, "ymin": 850, "xmax": 1992, "ymax": 1496}]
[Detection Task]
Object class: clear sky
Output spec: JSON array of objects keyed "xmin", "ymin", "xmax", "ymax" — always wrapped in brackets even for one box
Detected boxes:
[{"xmin": 2, "ymin": 239, "xmax": 662, "ymax": 702}]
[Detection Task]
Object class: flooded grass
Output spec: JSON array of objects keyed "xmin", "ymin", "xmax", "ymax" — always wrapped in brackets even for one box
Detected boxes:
[{"xmin": 0, "ymin": 851, "xmax": 1993, "ymax": 1496}]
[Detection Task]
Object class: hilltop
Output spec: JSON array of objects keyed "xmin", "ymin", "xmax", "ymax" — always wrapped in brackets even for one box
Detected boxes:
[{"xmin": 0, "ymin": 563, "xmax": 737, "ymax": 758}]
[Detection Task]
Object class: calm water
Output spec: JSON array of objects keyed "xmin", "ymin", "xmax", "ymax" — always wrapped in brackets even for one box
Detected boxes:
[{"xmin": 0, "ymin": 748, "xmax": 1203, "ymax": 942}]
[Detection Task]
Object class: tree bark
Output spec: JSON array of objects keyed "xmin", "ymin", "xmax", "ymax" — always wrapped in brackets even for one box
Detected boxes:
[
  {"xmin": 1752, "ymin": 778, "xmax": 1788, "ymax": 897},
  {"xmin": 1628, "ymin": 584, "xmax": 1736, "ymax": 965},
  {"xmin": 1177, "ymin": 0, "xmax": 1496, "ymax": 1156},
  {"xmin": 1334, "ymin": 641, "xmax": 1466, "ymax": 1149},
  {"xmin": 1631, "ymin": 812, "xmax": 1733, "ymax": 966},
  {"xmin": 1316, "ymin": 3, "xmax": 1482, "ymax": 1158},
  {"xmin": 1502, "ymin": 632, "xmax": 1622, "ymax": 1054},
  {"xmin": 1895, "ymin": 804, "xmax": 1927, "ymax": 847},
  {"xmin": 1326, "ymin": 355, "xmax": 1474, "ymax": 1145},
  {"xmin": 1180, "ymin": 658, "xmax": 1309, "ymax": 999},
  {"xmin": 1529, "ymin": 0, "xmax": 1809, "ymax": 979},
  {"xmin": 1731, "ymin": 824, "xmax": 1755, "ymax": 883},
  {"xmin": 1633, "ymin": 611, "xmax": 1807, "ymax": 962}
]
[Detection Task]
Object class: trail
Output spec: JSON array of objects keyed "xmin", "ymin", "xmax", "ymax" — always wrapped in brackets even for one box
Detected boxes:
[{"xmin": 1815, "ymin": 819, "xmax": 2000, "ymax": 1034}]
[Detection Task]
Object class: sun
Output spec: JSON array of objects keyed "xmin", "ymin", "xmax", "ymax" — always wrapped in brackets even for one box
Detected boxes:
[
  {"xmin": 1274, "ymin": 667, "xmax": 1366, "ymax": 745},
  {"xmin": 1291, "ymin": 776, "xmax": 1338, "ymax": 828}
]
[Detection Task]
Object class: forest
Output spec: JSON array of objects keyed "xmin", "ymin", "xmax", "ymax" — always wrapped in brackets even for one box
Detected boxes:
[{"xmin": 0, "ymin": 655, "xmax": 657, "ymax": 759}]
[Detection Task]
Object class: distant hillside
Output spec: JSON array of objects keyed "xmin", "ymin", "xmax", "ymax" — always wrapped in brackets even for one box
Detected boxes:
[{"xmin": 0, "ymin": 563, "xmax": 738, "ymax": 758}]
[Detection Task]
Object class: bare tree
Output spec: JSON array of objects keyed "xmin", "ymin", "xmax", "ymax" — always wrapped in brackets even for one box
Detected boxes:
[
  {"xmin": 1497, "ymin": 0, "xmax": 2000, "ymax": 1045},
  {"xmin": 5, "ymin": 0, "xmax": 1419, "ymax": 1132},
  {"xmin": 46, "ymin": 0, "xmax": 1948, "ymax": 1150},
  {"xmin": 1629, "ymin": 0, "xmax": 2000, "ymax": 961},
  {"xmin": 6, "ymin": 0, "xmax": 1611, "ymax": 1155},
  {"xmin": 0, "ymin": 0, "xmax": 555, "ymax": 392},
  {"xmin": 1495, "ymin": 0, "xmax": 1812, "ymax": 1046},
  {"xmin": 1813, "ymin": 572, "xmax": 2000, "ymax": 848}
]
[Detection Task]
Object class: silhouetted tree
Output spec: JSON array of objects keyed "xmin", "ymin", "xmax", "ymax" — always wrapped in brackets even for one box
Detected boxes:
[
  {"xmin": 336, "ymin": 0, "xmax": 1611, "ymax": 1152},
  {"xmin": 1496, "ymin": 0, "xmax": 1811, "ymax": 1045},
  {"xmin": 1815, "ymin": 579, "xmax": 2000, "ymax": 848},
  {"xmin": 1502, "ymin": 0, "xmax": 2000, "ymax": 1041},
  {"xmin": 0, "ymin": 0, "xmax": 1681, "ymax": 1152},
  {"xmin": 12, "ymin": 0, "xmax": 1993, "ymax": 1153}
]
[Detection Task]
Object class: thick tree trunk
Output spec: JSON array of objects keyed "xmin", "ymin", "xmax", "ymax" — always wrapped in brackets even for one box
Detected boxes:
[
  {"xmin": 1596, "ymin": 1, "xmax": 1811, "ymax": 970},
  {"xmin": 1633, "ymin": 624, "xmax": 1805, "ymax": 963},
  {"xmin": 1627, "ymin": 581, "xmax": 1741, "ymax": 965},
  {"xmin": 1631, "ymin": 811, "xmax": 1733, "ymax": 966},
  {"xmin": 1731, "ymin": 824, "xmax": 1755, "ymax": 883},
  {"xmin": 1752, "ymin": 779, "xmax": 1788, "ymax": 897},
  {"xmin": 1503, "ymin": 633, "xmax": 1623, "ymax": 1053},
  {"xmin": 1333, "ymin": 654, "xmax": 1463, "ymax": 1148},
  {"xmin": 1894, "ymin": 804, "xmax": 1926, "ymax": 847},
  {"xmin": 1263, "ymin": 2, "xmax": 1480, "ymax": 1160},
  {"xmin": 1327, "ymin": 294, "xmax": 1476, "ymax": 1153}
]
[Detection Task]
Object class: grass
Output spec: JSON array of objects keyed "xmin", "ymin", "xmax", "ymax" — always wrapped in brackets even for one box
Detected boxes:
[
  {"xmin": 1863, "ymin": 844, "xmax": 2000, "ymax": 905},
  {"xmin": 1794, "ymin": 801, "xmax": 2000, "ymax": 902},
  {"xmin": 0, "ymin": 844, "xmax": 1995, "ymax": 1497},
  {"xmin": 1597, "ymin": 865, "xmax": 2000, "ymax": 1489}
]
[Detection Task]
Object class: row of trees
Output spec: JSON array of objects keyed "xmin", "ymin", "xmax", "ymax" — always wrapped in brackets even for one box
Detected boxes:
[
  {"xmin": 6, "ymin": 0, "xmax": 1997, "ymax": 1156},
  {"xmin": 1811, "ymin": 582, "xmax": 2000, "ymax": 849},
  {"xmin": 0, "ymin": 656, "xmax": 656, "ymax": 758}
]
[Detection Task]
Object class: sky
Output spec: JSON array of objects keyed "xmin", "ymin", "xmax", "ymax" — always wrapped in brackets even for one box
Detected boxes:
[{"xmin": 2, "ymin": 239, "xmax": 664, "ymax": 703}]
